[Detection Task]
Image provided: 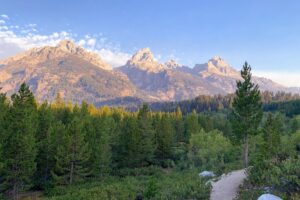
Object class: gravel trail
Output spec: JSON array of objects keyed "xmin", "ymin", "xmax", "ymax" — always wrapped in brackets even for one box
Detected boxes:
[{"xmin": 210, "ymin": 169, "xmax": 246, "ymax": 200}]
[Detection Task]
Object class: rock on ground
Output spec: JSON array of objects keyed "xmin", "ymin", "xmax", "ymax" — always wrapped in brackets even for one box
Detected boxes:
[{"xmin": 257, "ymin": 194, "xmax": 282, "ymax": 200}]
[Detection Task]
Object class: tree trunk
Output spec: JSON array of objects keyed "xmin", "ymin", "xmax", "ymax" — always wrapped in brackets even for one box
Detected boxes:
[
  {"xmin": 70, "ymin": 161, "xmax": 74, "ymax": 185},
  {"xmin": 12, "ymin": 182, "xmax": 18, "ymax": 200},
  {"xmin": 243, "ymin": 134, "xmax": 249, "ymax": 168}
]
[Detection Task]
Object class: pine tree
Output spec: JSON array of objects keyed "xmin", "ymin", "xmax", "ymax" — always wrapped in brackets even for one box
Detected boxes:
[
  {"xmin": 88, "ymin": 115, "xmax": 112, "ymax": 176},
  {"xmin": 184, "ymin": 110, "xmax": 200, "ymax": 143},
  {"xmin": 47, "ymin": 121, "xmax": 67, "ymax": 179},
  {"xmin": 262, "ymin": 113, "xmax": 281, "ymax": 158},
  {"xmin": 174, "ymin": 107, "xmax": 185, "ymax": 144},
  {"xmin": 231, "ymin": 62, "xmax": 263, "ymax": 168},
  {"xmin": 35, "ymin": 102, "xmax": 55, "ymax": 188},
  {"xmin": 52, "ymin": 117, "xmax": 90, "ymax": 185},
  {"xmin": 156, "ymin": 114, "xmax": 174, "ymax": 161},
  {"xmin": 117, "ymin": 116, "xmax": 140, "ymax": 168},
  {"xmin": 0, "ymin": 90, "xmax": 8, "ymax": 178},
  {"xmin": 0, "ymin": 90, "xmax": 8, "ymax": 142},
  {"xmin": 1, "ymin": 83, "xmax": 38, "ymax": 199},
  {"xmin": 51, "ymin": 93, "xmax": 72, "ymax": 125},
  {"xmin": 137, "ymin": 104, "xmax": 156, "ymax": 166}
]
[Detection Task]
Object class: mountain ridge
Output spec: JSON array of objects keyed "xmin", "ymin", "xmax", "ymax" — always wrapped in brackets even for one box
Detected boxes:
[{"xmin": 0, "ymin": 40, "xmax": 298, "ymax": 105}]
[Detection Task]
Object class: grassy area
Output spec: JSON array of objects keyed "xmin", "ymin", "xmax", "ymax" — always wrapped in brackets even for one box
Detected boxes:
[{"xmin": 42, "ymin": 168, "xmax": 211, "ymax": 200}]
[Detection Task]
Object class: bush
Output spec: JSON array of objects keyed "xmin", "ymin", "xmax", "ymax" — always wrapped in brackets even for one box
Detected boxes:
[
  {"xmin": 247, "ymin": 129, "xmax": 300, "ymax": 198},
  {"xmin": 188, "ymin": 129, "xmax": 235, "ymax": 173},
  {"xmin": 42, "ymin": 169, "xmax": 211, "ymax": 200}
]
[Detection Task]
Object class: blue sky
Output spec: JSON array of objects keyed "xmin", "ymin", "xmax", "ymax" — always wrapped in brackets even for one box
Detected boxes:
[{"xmin": 0, "ymin": 0, "xmax": 300, "ymax": 86}]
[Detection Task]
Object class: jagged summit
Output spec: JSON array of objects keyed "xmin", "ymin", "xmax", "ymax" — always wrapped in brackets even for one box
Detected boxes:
[
  {"xmin": 208, "ymin": 56, "xmax": 230, "ymax": 70},
  {"xmin": 194, "ymin": 56, "xmax": 240, "ymax": 78},
  {"xmin": 210, "ymin": 55, "xmax": 223, "ymax": 61},
  {"xmin": 131, "ymin": 48, "xmax": 155, "ymax": 63},
  {"xmin": 56, "ymin": 39, "xmax": 77, "ymax": 53},
  {"xmin": 0, "ymin": 39, "xmax": 112, "ymax": 70},
  {"xmin": 125, "ymin": 48, "xmax": 165, "ymax": 72},
  {"xmin": 0, "ymin": 42, "xmax": 294, "ymax": 104},
  {"xmin": 125, "ymin": 49, "xmax": 184, "ymax": 72}
]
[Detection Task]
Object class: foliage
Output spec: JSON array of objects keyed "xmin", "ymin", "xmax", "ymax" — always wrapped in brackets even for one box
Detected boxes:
[
  {"xmin": 0, "ymin": 82, "xmax": 299, "ymax": 199},
  {"xmin": 151, "ymin": 91, "xmax": 300, "ymax": 114},
  {"xmin": 231, "ymin": 62, "xmax": 263, "ymax": 167},
  {"xmin": 0, "ymin": 83, "xmax": 38, "ymax": 199},
  {"xmin": 188, "ymin": 129, "xmax": 235, "ymax": 173},
  {"xmin": 43, "ymin": 170, "xmax": 210, "ymax": 200},
  {"xmin": 245, "ymin": 117, "xmax": 300, "ymax": 199}
]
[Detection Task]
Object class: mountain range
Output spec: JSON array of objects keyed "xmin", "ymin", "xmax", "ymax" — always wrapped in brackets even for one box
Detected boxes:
[{"xmin": 0, "ymin": 40, "xmax": 297, "ymax": 105}]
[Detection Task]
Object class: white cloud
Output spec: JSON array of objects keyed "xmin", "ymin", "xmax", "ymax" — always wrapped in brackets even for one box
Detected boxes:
[
  {"xmin": 1, "ymin": 14, "xmax": 9, "ymax": 19},
  {"xmin": 0, "ymin": 20, "xmax": 5, "ymax": 24},
  {"xmin": 87, "ymin": 38, "xmax": 96, "ymax": 47},
  {"xmin": 52, "ymin": 32, "xmax": 59, "ymax": 38},
  {"xmin": 254, "ymin": 70, "xmax": 300, "ymax": 87},
  {"xmin": 78, "ymin": 39, "xmax": 86, "ymax": 46},
  {"xmin": 0, "ymin": 22, "xmax": 74, "ymax": 59},
  {"xmin": 96, "ymin": 49, "xmax": 130, "ymax": 67},
  {"xmin": 0, "ymin": 18, "xmax": 130, "ymax": 67}
]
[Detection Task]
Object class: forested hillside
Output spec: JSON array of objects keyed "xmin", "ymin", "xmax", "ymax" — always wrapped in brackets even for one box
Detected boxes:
[
  {"xmin": 150, "ymin": 91, "xmax": 300, "ymax": 114},
  {"xmin": 0, "ymin": 64, "xmax": 299, "ymax": 200}
]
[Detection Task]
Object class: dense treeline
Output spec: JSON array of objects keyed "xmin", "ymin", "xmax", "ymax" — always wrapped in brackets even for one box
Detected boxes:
[
  {"xmin": 0, "ymin": 84, "xmax": 234, "ymax": 199},
  {"xmin": 0, "ymin": 64, "xmax": 299, "ymax": 199},
  {"xmin": 151, "ymin": 91, "xmax": 300, "ymax": 114},
  {"xmin": 263, "ymin": 99, "xmax": 300, "ymax": 117}
]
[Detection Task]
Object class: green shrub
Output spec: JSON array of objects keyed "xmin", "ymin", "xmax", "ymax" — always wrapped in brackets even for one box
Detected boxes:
[
  {"xmin": 42, "ymin": 169, "xmax": 211, "ymax": 200},
  {"xmin": 188, "ymin": 129, "xmax": 235, "ymax": 173}
]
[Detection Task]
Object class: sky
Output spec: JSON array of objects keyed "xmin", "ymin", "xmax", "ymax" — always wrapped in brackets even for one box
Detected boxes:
[{"xmin": 0, "ymin": 0, "xmax": 300, "ymax": 86}]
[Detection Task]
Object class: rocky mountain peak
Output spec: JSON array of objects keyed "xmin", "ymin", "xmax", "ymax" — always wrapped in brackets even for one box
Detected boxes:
[
  {"xmin": 207, "ymin": 56, "xmax": 229, "ymax": 70},
  {"xmin": 0, "ymin": 39, "xmax": 112, "ymax": 70},
  {"xmin": 56, "ymin": 39, "xmax": 77, "ymax": 53},
  {"xmin": 125, "ymin": 48, "xmax": 165, "ymax": 72},
  {"xmin": 194, "ymin": 56, "xmax": 240, "ymax": 78},
  {"xmin": 131, "ymin": 48, "xmax": 155, "ymax": 63}
]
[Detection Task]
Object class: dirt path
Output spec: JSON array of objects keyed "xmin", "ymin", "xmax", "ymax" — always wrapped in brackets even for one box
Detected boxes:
[{"xmin": 210, "ymin": 169, "xmax": 246, "ymax": 200}]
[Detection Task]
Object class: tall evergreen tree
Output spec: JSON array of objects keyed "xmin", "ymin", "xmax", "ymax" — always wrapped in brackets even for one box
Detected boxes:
[
  {"xmin": 51, "ymin": 93, "xmax": 72, "ymax": 125},
  {"xmin": 1, "ymin": 83, "xmax": 38, "ymax": 199},
  {"xmin": 35, "ymin": 102, "xmax": 56, "ymax": 188},
  {"xmin": 174, "ymin": 107, "xmax": 185, "ymax": 144},
  {"xmin": 87, "ymin": 115, "xmax": 112, "ymax": 176},
  {"xmin": 0, "ymin": 90, "xmax": 8, "ymax": 178},
  {"xmin": 262, "ymin": 113, "xmax": 281, "ymax": 158},
  {"xmin": 0, "ymin": 89, "xmax": 8, "ymax": 142},
  {"xmin": 156, "ymin": 114, "xmax": 174, "ymax": 161},
  {"xmin": 52, "ymin": 117, "xmax": 90, "ymax": 185},
  {"xmin": 137, "ymin": 104, "xmax": 156, "ymax": 166},
  {"xmin": 184, "ymin": 110, "xmax": 200, "ymax": 143},
  {"xmin": 231, "ymin": 62, "xmax": 263, "ymax": 168},
  {"xmin": 116, "ymin": 116, "xmax": 140, "ymax": 168}
]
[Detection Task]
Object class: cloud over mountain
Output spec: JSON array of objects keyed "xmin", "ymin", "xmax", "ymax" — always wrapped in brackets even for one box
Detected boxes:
[
  {"xmin": 0, "ymin": 15, "xmax": 130, "ymax": 67},
  {"xmin": 0, "ymin": 40, "xmax": 299, "ymax": 106}
]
